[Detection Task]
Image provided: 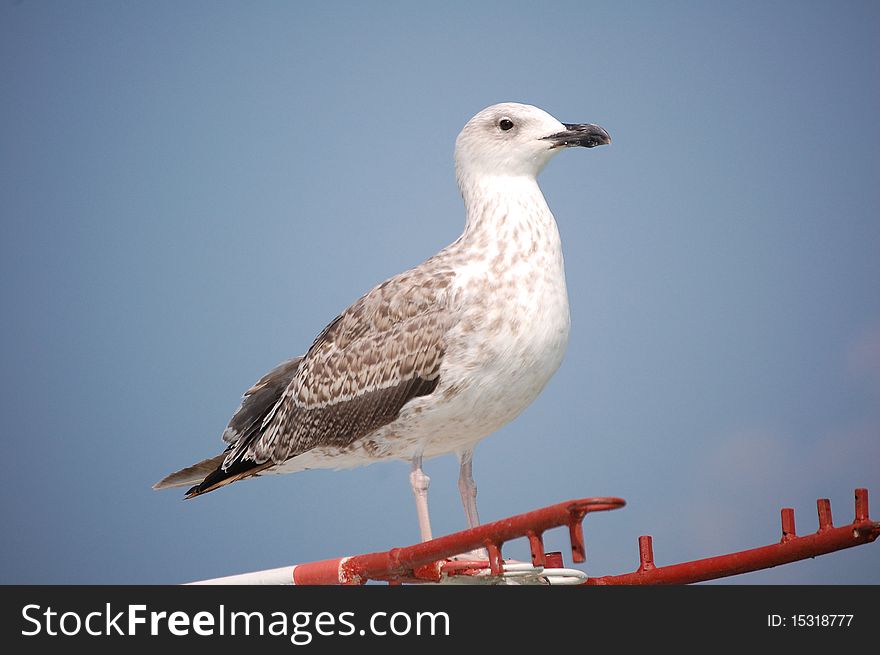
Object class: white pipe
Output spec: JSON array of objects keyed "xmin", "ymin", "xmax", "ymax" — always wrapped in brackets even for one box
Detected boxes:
[{"xmin": 185, "ymin": 565, "xmax": 298, "ymax": 585}]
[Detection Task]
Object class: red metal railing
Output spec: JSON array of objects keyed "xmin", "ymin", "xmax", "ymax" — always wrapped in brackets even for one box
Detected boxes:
[
  {"xmin": 292, "ymin": 497, "xmax": 624, "ymax": 584},
  {"xmin": 190, "ymin": 487, "xmax": 878, "ymax": 585},
  {"xmin": 585, "ymin": 488, "xmax": 878, "ymax": 584},
  {"xmin": 287, "ymin": 487, "xmax": 878, "ymax": 585}
]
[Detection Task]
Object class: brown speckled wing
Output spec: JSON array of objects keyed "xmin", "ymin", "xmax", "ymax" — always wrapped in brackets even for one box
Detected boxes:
[{"xmin": 224, "ymin": 266, "xmax": 457, "ymax": 469}]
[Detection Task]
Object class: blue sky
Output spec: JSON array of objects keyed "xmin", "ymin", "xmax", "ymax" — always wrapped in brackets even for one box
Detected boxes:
[{"xmin": 1, "ymin": 1, "xmax": 878, "ymax": 584}]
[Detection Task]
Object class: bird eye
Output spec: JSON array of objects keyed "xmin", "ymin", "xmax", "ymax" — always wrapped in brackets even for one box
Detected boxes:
[{"xmin": 499, "ymin": 118, "xmax": 514, "ymax": 131}]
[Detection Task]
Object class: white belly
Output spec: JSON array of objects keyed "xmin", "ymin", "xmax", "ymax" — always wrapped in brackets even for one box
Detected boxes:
[{"xmin": 414, "ymin": 255, "xmax": 571, "ymax": 457}]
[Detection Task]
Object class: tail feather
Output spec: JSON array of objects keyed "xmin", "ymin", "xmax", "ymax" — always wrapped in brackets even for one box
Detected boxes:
[
  {"xmin": 152, "ymin": 454, "xmax": 227, "ymax": 490},
  {"xmin": 183, "ymin": 459, "xmax": 273, "ymax": 498},
  {"xmin": 153, "ymin": 356, "xmax": 302, "ymax": 497}
]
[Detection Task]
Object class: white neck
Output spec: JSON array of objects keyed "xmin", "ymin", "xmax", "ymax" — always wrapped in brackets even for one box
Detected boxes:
[{"xmin": 458, "ymin": 173, "xmax": 558, "ymax": 242}]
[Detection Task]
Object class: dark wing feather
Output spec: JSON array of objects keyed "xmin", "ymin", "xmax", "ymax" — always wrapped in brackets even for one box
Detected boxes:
[{"xmin": 221, "ymin": 356, "xmax": 303, "ymax": 446}]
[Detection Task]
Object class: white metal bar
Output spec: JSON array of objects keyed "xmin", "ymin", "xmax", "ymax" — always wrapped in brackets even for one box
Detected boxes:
[{"xmin": 186, "ymin": 565, "xmax": 298, "ymax": 585}]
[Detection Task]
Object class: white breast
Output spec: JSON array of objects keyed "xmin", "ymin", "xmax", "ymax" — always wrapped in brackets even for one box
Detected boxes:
[{"xmin": 400, "ymin": 180, "xmax": 571, "ymax": 457}]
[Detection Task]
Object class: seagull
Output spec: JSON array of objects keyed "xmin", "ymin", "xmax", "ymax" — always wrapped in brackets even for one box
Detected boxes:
[{"xmin": 154, "ymin": 103, "xmax": 610, "ymax": 543}]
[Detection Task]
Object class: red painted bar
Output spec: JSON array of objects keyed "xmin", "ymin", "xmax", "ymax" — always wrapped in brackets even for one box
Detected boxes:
[
  {"xmin": 817, "ymin": 498, "xmax": 833, "ymax": 531},
  {"xmin": 292, "ymin": 497, "xmax": 624, "ymax": 584},
  {"xmin": 586, "ymin": 489, "xmax": 878, "ymax": 585},
  {"xmin": 527, "ymin": 530, "xmax": 545, "ymax": 566},
  {"xmin": 638, "ymin": 535, "xmax": 656, "ymax": 572}
]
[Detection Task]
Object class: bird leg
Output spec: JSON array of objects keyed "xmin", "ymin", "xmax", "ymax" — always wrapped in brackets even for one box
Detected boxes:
[
  {"xmin": 457, "ymin": 449, "xmax": 480, "ymax": 529},
  {"xmin": 410, "ymin": 454, "xmax": 433, "ymax": 542},
  {"xmin": 456, "ymin": 449, "xmax": 489, "ymax": 560}
]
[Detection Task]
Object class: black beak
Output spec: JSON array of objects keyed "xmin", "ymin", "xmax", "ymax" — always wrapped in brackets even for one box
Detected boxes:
[{"xmin": 543, "ymin": 123, "xmax": 612, "ymax": 148}]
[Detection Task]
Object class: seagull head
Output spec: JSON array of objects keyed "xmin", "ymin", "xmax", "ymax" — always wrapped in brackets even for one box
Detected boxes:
[{"xmin": 454, "ymin": 102, "xmax": 611, "ymax": 182}]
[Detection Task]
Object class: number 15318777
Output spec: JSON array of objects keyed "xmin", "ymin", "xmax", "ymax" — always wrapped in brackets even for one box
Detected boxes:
[{"xmin": 768, "ymin": 614, "xmax": 853, "ymax": 627}]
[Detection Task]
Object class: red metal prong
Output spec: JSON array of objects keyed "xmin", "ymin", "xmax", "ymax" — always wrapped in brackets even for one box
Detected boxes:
[
  {"xmin": 855, "ymin": 488, "xmax": 869, "ymax": 522},
  {"xmin": 486, "ymin": 542, "xmax": 503, "ymax": 575},
  {"xmin": 817, "ymin": 499, "xmax": 833, "ymax": 531},
  {"xmin": 545, "ymin": 551, "xmax": 564, "ymax": 568},
  {"xmin": 781, "ymin": 507, "xmax": 796, "ymax": 542},
  {"xmin": 638, "ymin": 535, "xmax": 656, "ymax": 571},
  {"xmin": 568, "ymin": 518, "xmax": 586, "ymax": 563},
  {"xmin": 527, "ymin": 530, "xmax": 545, "ymax": 567}
]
